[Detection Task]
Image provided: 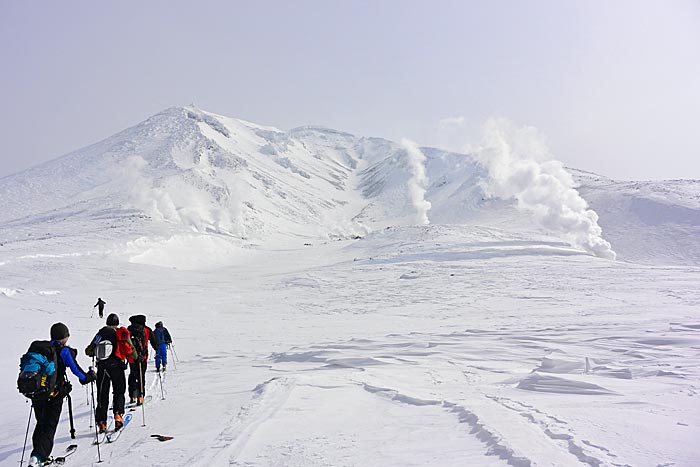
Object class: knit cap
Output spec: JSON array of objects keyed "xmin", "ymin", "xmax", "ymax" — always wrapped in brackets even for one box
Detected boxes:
[{"xmin": 50, "ymin": 322, "xmax": 70, "ymax": 340}]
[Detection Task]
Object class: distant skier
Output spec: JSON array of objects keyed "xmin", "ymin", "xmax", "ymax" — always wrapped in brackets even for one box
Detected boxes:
[
  {"xmin": 153, "ymin": 321, "xmax": 172, "ymax": 372},
  {"xmin": 127, "ymin": 315, "xmax": 157, "ymax": 405},
  {"xmin": 85, "ymin": 314, "xmax": 136, "ymax": 432},
  {"xmin": 25, "ymin": 323, "xmax": 95, "ymax": 467},
  {"xmin": 93, "ymin": 297, "xmax": 106, "ymax": 319}
]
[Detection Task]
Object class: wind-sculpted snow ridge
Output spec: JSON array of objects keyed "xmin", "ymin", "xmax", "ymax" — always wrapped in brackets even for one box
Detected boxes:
[{"xmin": 1, "ymin": 106, "xmax": 699, "ymax": 263}]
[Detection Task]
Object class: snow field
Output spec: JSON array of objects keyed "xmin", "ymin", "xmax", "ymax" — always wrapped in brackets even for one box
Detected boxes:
[{"xmin": 1, "ymin": 225, "xmax": 699, "ymax": 466}]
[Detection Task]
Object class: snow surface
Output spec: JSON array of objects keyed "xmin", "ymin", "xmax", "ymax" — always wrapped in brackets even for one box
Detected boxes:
[{"xmin": 1, "ymin": 107, "xmax": 699, "ymax": 466}]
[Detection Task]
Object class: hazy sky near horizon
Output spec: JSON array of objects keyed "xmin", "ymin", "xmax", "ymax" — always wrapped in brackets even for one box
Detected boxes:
[{"xmin": 1, "ymin": 1, "xmax": 699, "ymax": 180}]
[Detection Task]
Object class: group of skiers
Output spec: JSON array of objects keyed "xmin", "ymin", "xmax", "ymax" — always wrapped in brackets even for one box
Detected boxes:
[
  {"xmin": 86, "ymin": 313, "xmax": 172, "ymax": 431},
  {"xmin": 18, "ymin": 309, "xmax": 174, "ymax": 467}
]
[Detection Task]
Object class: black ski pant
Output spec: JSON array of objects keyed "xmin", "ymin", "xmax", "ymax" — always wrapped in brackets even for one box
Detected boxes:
[
  {"xmin": 128, "ymin": 360, "xmax": 148, "ymax": 399},
  {"xmin": 98, "ymin": 305, "xmax": 104, "ymax": 318},
  {"xmin": 31, "ymin": 395, "xmax": 64, "ymax": 461},
  {"xmin": 95, "ymin": 363, "xmax": 126, "ymax": 423}
]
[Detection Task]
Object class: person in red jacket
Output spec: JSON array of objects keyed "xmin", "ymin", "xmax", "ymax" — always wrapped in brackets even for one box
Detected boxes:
[{"xmin": 127, "ymin": 315, "xmax": 157, "ymax": 405}]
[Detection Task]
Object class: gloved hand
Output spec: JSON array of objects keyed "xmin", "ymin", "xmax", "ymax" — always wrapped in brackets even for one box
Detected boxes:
[
  {"xmin": 81, "ymin": 369, "xmax": 97, "ymax": 385},
  {"xmin": 58, "ymin": 381, "xmax": 73, "ymax": 397}
]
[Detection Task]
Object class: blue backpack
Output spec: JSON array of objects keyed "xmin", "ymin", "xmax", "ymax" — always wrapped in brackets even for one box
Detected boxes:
[
  {"xmin": 17, "ymin": 341, "xmax": 59, "ymax": 400},
  {"xmin": 154, "ymin": 327, "xmax": 165, "ymax": 345}
]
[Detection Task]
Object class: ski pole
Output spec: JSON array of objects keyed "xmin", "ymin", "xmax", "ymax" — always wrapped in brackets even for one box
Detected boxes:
[
  {"xmin": 157, "ymin": 368, "xmax": 165, "ymax": 400},
  {"xmin": 67, "ymin": 394, "xmax": 76, "ymax": 439},
  {"xmin": 139, "ymin": 359, "xmax": 146, "ymax": 427},
  {"xmin": 20, "ymin": 402, "xmax": 33, "ymax": 467},
  {"xmin": 86, "ymin": 385, "xmax": 90, "ymax": 406},
  {"xmin": 170, "ymin": 343, "xmax": 180, "ymax": 362},
  {"xmin": 90, "ymin": 379, "xmax": 102, "ymax": 463},
  {"xmin": 89, "ymin": 360, "xmax": 94, "ymax": 427},
  {"xmin": 91, "ymin": 307, "xmax": 94, "ymax": 319},
  {"xmin": 168, "ymin": 344, "xmax": 177, "ymax": 370}
]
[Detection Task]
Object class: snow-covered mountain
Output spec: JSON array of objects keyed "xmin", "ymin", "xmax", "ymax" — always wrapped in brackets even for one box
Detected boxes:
[{"xmin": 2, "ymin": 106, "xmax": 699, "ymax": 265}]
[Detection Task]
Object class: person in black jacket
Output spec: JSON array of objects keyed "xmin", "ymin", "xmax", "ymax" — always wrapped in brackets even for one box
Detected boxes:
[
  {"xmin": 93, "ymin": 297, "xmax": 106, "ymax": 319},
  {"xmin": 86, "ymin": 314, "xmax": 131, "ymax": 432},
  {"xmin": 127, "ymin": 314, "xmax": 158, "ymax": 405},
  {"xmin": 28, "ymin": 323, "xmax": 95, "ymax": 467}
]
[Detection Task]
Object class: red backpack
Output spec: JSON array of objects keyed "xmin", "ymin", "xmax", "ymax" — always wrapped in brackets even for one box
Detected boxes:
[{"xmin": 115, "ymin": 327, "xmax": 134, "ymax": 362}]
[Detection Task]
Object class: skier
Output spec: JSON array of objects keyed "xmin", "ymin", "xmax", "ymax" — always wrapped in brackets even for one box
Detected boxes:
[
  {"xmin": 127, "ymin": 315, "xmax": 157, "ymax": 405},
  {"xmin": 93, "ymin": 297, "xmax": 106, "ymax": 319},
  {"xmin": 27, "ymin": 323, "xmax": 96, "ymax": 467},
  {"xmin": 85, "ymin": 314, "xmax": 136, "ymax": 432},
  {"xmin": 153, "ymin": 321, "xmax": 172, "ymax": 372}
]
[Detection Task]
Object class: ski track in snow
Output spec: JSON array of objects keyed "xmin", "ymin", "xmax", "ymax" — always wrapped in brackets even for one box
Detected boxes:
[
  {"xmin": 2, "ymin": 229, "xmax": 699, "ymax": 466},
  {"xmin": 189, "ymin": 377, "xmax": 296, "ymax": 467}
]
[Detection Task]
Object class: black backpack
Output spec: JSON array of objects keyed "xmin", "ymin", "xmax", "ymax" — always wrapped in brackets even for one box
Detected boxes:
[
  {"xmin": 18, "ymin": 341, "xmax": 60, "ymax": 400},
  {"xmin": 129, "ymin": 325, "xmax": 146, "ymax": 359}
]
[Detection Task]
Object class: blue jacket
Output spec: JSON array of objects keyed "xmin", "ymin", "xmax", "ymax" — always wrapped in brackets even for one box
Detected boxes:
[
  {"xmin": 153, "ymin": 327, "xmax": 172, "ymax": 346},
  {"xmin": 51, "ymin": 339, "xmax": 88, "ymax": 383}
]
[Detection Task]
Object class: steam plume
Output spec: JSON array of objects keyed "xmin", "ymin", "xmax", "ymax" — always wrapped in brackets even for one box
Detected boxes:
[
  {"xmin": 401, "ymin": 138, "xmax": 431, "ymax": 225},
  {"xmin": 121, "ymin": 155, "xmax": 245, "ymax": 237},
  {"xmin": 471, "ymin": 119, "xmax": 616, "ymax": 259}
]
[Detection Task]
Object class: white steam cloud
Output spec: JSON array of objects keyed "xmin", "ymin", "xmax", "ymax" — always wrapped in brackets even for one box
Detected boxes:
[
  {"xmin": 401, "ymin": 138, "xmax": 432, "ymax": 225},
  {"xmin": 470, "ymin": 119, "xmax": 616, "ymax": 260},
  {"xmin": 121, "ymin": 155, "xmax": 246, "ymax": 237}
]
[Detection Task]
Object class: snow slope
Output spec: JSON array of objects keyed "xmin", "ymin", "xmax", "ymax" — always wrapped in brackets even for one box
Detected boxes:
[
  {"xmin": 2, "ymin": 106, "xmax": 698, "ymax": 264},
  {"xmin": 0, "ymin": 107, "xmax": 699, "ymax": 467}
]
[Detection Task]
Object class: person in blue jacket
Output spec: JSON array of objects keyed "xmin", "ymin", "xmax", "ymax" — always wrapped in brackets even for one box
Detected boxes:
[
  {"xmin": 153, "ymin": 321, "xmax": 172, "ymax": 372},
  {"xmin": 28, "ymin": 323, "xmax": 96, "ymax": 467}
]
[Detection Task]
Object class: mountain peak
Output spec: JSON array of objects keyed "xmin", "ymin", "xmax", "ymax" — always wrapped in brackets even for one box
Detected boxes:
[{"xmin": 1, "ymin": 108, "xmax": 699, "ymax": 264}]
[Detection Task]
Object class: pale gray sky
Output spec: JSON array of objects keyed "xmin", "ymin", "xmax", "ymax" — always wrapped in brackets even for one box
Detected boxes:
[{"xmin": 1, "ymin": 0, "xmax": 699, "ymax": 180}]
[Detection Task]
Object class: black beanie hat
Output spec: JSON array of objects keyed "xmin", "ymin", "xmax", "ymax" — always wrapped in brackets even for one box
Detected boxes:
[
  {"xmin": 50, "ymin": 322, "xmax": 70, "ymax": 340},
  {"xmin": 129, "ymin": 315, "xmax": 146, "ymax": 326},
  {"xmin": 106, "ymin": 313, "xmax": 119, "ymax": 326}
]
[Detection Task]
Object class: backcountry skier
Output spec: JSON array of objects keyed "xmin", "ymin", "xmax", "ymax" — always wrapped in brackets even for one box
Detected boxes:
[
  {"xmin": 153, "ymin": 321, "xmax": 172, "ymax": 372},
  {"xmin": 25, "ymin": 323, "xmax": 95, "ymax": 467},
  {"xmin": 85, "ymin": 314, "xmax": 136, "ymax": 432},
  {"xmin": 93, "ymin": 298, "xmax": 106, "ymax": 319},
  {"xmin": 127, "ymin": 315, "xmax": 157, "ymax": 405}
]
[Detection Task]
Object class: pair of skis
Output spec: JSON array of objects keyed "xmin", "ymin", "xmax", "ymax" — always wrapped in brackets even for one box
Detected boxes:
[
  {"xmin": 125, "ymin": 395, "xmax": 152, "ymax": 411},
  {"xmin": 38, "ymin": 413, "xmax": 130, "ymax": 466},
  {"xmin": 93, "ymin": 416, "xmax": 113, "ymax": 445},
  {"xmin": 106, "ymin": 413, "xmax": 133, "ymax": 443},
  {"xmin": 93, "ymin": 413, "xmax": 133, "ymax": 445},
  {"xmin": 31, "ymin": 444, "xmax": 77, "ymax": 466}
]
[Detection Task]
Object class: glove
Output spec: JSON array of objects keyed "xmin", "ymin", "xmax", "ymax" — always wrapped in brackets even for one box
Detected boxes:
[
  {"xmin": 58, "ymin": 381, "xmax": 73, "ymax": 397},
  {"xmin": 81, "ymin": 369, "xmax": 97, "ymax": 385}
]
